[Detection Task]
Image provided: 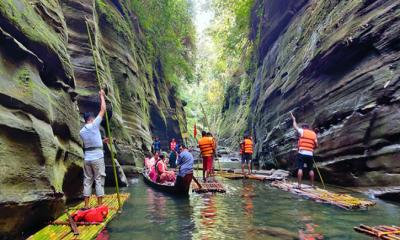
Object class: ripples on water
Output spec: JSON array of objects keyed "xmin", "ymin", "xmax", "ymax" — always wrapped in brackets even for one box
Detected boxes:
[{"xmin": 106, "ymin": 175, "xmax": 400, "ymax": 240}]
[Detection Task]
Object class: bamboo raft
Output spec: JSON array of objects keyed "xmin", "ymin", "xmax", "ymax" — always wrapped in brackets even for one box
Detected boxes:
[
  {"xmin": 28, "ymin": 193, "xmax": 129, "ymax": 240},
  {"xmin": 191, "ymin": 180, "xmax": 226, "ymax": 193},
  {"xmin": 270, "ymin": 181, "xmax": 375, "ymax": 210},
  {"xmin": 217, "ymin": 172, "xmax": 268, "ymax": 181},
  {"xmin": 354, "ymin": 224, "xmax": 400, "ymax": 239}
]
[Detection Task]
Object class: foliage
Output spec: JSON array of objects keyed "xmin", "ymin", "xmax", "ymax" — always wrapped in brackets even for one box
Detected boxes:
[
  {"xmin": 180, "ymin": 0, "xmax": 255, "ymax": 144},
  {"xmin": 209, "ymin": 0, "xmax": 254, "ymax": 61},
  {"xmin": 129, "ymin": 0, "xmax": 196, "ymax": 87}
]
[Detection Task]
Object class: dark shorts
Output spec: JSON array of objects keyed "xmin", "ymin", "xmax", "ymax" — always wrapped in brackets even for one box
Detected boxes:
[
  {"xmin": 242, "ymin": 153, "xmax": 252, "ymax": 164},
  {"xmin": 296, "ymin": 153, "xmax": 314, "ymax": 172}
]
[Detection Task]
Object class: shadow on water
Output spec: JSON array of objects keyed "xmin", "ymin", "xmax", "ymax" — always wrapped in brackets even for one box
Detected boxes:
[{"xmin": 105, "ymin": 174, "xmax": 400, "ymax": 240}]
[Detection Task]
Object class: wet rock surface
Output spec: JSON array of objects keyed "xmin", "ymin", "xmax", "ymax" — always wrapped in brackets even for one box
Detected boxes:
[
  {"xmin": 0, "ymin": 0, "xmax": 186, "ymax": 238},
  {"xmin": 221, "ymin": 0, "xmax": 400, "ymax": 188},
  {"xmin": 369, "ymin": 187, "xmax": 400, "ymax": 202}
]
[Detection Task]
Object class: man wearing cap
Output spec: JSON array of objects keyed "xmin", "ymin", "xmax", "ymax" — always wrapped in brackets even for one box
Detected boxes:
[{"xmin": 80, "ymin": 89, "xmax": 107, "ymax": 208}]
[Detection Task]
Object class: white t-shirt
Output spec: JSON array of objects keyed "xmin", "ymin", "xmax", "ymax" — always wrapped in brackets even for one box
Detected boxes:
[
  {"xmin": 80, "ymin": 116, "xmax": 104, "ymax": 161},
  {"xmin": 297, "ymin": 128, "xmax": 317, "ymax": 156}
]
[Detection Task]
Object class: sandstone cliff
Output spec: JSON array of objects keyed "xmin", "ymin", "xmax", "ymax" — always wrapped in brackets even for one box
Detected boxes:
[
  {"xmin": 221, "ymin": 0, "xmax": 400, "ymax": 187},
  {"xmin": 0, "ymin": 0, "xmax": 186, "ymax": 237}
]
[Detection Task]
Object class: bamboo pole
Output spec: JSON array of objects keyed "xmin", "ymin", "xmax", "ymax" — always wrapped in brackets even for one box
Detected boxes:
[
  {"xmin": 312, "ymin": 158, "xmax": 326, "ymax": 189},
  {"xmin": 85, "ymin": 20, "xmax": 121, "ymax": 210}
]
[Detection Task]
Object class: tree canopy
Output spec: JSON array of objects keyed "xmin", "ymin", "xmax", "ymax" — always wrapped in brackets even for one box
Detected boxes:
[{"xmin": 130, "ymin": 0, "xmax": 196, "ymax": 87}]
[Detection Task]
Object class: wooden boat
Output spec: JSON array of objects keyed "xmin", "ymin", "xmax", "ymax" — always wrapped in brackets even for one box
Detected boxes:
[
  {"xmin": 28, "ymin": 193, "xmax": 129, "ymax": 240},
  {"xmin": 142, "ymin": 169, "xmax": 191, "ymax": 195}
]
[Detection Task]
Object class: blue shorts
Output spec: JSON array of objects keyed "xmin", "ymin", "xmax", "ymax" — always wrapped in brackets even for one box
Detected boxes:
[
  {"xmin": 242, "ymin": 153, "xmax": 252, "ymax": 164},
  {"xmin": 296, "ymin": 153, "xmax": 314, "ymax": 172}
]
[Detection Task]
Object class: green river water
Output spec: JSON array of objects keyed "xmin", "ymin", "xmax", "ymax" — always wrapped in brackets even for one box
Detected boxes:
[{"xmin": 104, "ymin": 167, "xmax": 400, "ymax": 240}]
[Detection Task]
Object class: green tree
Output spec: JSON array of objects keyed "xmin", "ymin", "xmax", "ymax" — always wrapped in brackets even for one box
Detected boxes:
[{"xmin": 129, "ymin": 0, "xmax": 196, "ymax": 87}]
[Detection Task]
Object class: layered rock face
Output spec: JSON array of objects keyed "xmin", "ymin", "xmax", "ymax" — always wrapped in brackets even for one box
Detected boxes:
[
  {"xmin": 245, "ymin": 0, "xmax": 400, "ymax": 187},
  {"xmin": 0, "ymin": 0, "xmax": 186, "ymax": 237}
]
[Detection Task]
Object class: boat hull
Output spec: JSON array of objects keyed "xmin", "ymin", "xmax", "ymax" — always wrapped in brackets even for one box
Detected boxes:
[{"xmin": 142, "ymin": 170, "xmax": 191, "ymax": 196}]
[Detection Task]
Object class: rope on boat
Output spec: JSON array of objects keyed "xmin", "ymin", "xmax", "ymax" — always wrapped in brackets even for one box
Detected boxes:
[{"xmin": 85, "ymin": 19, "xmax": 121, "ymax": 210}]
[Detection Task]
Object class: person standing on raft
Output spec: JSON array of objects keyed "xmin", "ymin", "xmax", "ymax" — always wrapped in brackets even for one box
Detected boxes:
[
  {"xmin": 198, "ymin": 131, "xmax": 215, "ymax": 182},
  {"xmin": 290, "ymin": 112, "xmax": 318, "ymax": 189},
  {"xmin": 239, "ymin": 140, "xmax": 245, "ymax": 165},
  {"xmin": 79, "ymin": 89, "xmax": 107, "ymax": 209},
  {"xmin": 242, "ymin": 135, "xmax": 253, "ymax": 175}
]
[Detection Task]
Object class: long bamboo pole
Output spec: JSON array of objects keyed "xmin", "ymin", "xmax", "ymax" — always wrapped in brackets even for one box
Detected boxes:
[
  {"xmin": 85, "ymin": 20, "xmax": 121, "ymax": 210},
  {"xmin": 312, "ymin": 158, "xmax": 326, "ymax": 189}
]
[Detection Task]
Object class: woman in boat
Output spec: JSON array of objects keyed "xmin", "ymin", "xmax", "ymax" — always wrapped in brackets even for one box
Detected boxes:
[
  {"xmin": 145, "ymin": 155, "xmax": 155, "ymax": 170},
  {"xmin": 156, "ymin": 154, "xmax": 176, "ymax": 183},
  {"xmin": 149, "ymin": 152, "xmax": 160, "ymax": 182}
]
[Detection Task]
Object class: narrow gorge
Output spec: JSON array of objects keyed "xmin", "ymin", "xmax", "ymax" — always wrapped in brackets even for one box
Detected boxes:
[
  {"xmin": 1, "ymin": 0, "xmax": 400, "ymax": 239},
  {"xmin": 220, "ymin": 0, "xmax": 400, "ymax": 188},
  {"xmin": 0, "ymin": 0, "xmax": 187, "ymax": 237}
]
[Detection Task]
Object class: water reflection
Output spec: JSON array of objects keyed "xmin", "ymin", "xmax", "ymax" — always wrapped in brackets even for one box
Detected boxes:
[
  {"xmin": 199, "ymin": 194, "xmax": 218, "ymax": 239},
  {"xmin": 107, "ymin": 176, "xmax": 400, "ymax": 240},
  {"xmin": 241, "ymin": 181, "xmax": 255, "ymax": 218},
  {"xmin": 173, "ymin": 197, "xmax": 195, "ymax": 240},
  {"xmin": 96, "ymin": 229, "xmax": 110, "ymax": 240},
  {"xmin": 297, "ymin": 214, "xmax": 323, "ymax": 240},
  {"xmin": 146, "ymin": 188, "xmax": 167, "ymax": 223}
]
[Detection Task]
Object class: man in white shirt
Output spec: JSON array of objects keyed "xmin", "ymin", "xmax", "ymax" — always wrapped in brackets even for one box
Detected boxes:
[
  {"xmin": 291, "ymin": 112, "xmax": 318, "ymax": 189},
  {"xmin": 80, "ymin": 90, "xmax": 107, "ymax": 208}
]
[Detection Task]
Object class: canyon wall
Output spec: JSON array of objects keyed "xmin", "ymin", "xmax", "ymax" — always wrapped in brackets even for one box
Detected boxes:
[
  {"xmin": 221, "ymin": 0, "xmax": 400, "ymax": 187},
  {"xmin": 0, "ymin": 0, "xmax": 186, "ymax": 238}
]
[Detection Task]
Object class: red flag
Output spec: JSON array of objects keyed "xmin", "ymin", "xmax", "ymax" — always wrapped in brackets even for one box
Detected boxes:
[{"xmin": 194, "ymin": 123, "xmax": 197, "ymax": 138}]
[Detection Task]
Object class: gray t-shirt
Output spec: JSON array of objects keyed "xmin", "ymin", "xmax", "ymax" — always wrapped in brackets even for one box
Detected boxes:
[{"xmin": 80, "ymin": 116, "xmax": 104, "ymax": 161}]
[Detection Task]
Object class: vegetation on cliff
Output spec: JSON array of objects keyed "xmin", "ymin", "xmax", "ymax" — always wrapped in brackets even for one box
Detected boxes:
[
  {"xmin": 130, "ymin": 0, "xmax": 196, "ymax": 87},
  {"xmin": 181, "ymin": 0, "xmax": 254, "ymax": 144}
]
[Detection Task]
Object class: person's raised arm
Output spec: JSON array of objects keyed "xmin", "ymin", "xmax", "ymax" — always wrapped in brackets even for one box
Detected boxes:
[
  {"xmin": 290, "ymin": 112, "xmax": 300, "ymax": 131},
  {"xmin": 98, "ymin": 89, "xmax": 106, "ymax": 119}
]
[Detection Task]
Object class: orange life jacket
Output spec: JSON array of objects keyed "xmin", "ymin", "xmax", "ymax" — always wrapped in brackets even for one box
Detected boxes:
[
  {"xmin": 199, "ymin": 137, "xmax": 215, "ymax": 157},
  {"xmin": 239, "ymin": 142, "xmax": 244, "ymax": 155},
  {"xmin": 72, "ymin": 206, "xmax": 109, "ymax": 223},
  {"xmin": 298, "ymin": 129, "xmax": 317, "ymax": 152},
  {"xmin": 244, "ymin": 139, "xmax": 253, "ymax": 154}
]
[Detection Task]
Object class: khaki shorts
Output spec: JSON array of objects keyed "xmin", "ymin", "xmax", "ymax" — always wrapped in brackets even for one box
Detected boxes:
[{"xmin": 83, "ymin": 158, "xmax": 106, "ymax": 197}]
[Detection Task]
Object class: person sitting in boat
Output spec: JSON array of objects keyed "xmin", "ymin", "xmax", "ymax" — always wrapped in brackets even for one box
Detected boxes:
[
  {"xmin": 149, "ymin": 152, "xmax": 160, "ymax": 182},
  {"xmin": 175, "ymin": 144, "xmax": 194, "ymax": 189},
  {"xmin": 145, "ymin": 155, "xmax": 156, "ymax": 170},
  {"xmin": 156, "ymin": 154, "xmax": 176, "ymax": 183}
]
